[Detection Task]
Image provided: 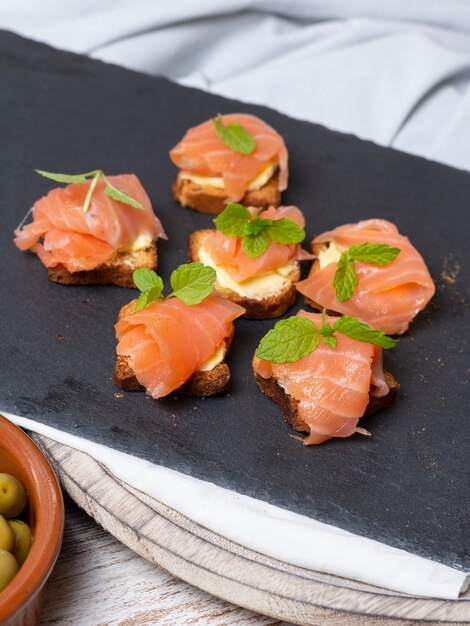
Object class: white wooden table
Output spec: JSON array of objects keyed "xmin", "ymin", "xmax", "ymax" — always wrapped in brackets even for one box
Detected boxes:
[{"xmin": 38, "ymin": 495, "xmax": 289, "ymax": 626}]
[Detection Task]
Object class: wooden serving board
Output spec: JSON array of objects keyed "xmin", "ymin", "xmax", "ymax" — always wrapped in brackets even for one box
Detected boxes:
[{"xmin": 31, "ymin": 434, "xmax": 470, "ymax": 625}]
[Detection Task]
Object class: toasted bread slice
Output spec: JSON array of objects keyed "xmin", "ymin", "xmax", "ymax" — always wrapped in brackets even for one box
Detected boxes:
[
  {"xmin": 253, "ymin": 360, "xmax": 400, "ymax": 439},
  {"xmin": 188, "ymin": 229, "xmax": 299, "ymax": 319},
  {"xmin": 47, "ymin": 244, "xmax": 158, "ymax": 288},
  {"xmin": 114, "ymin": 301, "xmax": 233, "ymax": 397},
  {"xmin": 173, "ymin": 172, "xmax": 281, "ymax": 215},
  {"xmin": 114, "ymin": 355, "xmax": 230, "ymax": 397}
]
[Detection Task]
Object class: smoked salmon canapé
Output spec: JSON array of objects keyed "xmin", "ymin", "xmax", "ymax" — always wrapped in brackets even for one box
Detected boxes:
[
  {"xmin": 189, "ymin": 204, "xmax": 311, "ymax": 319},
  {"xmin": 296, "ymin": 219, "xmax": 435, "ymax": 335},
  {"xmin": 253, "ymin": 311, "xmax": 400, "ymax": 445},
  {"xmin": 170, "ymin": 113, "xmax": 288, "ymax": 214},
  {"xmin": 114, "ymin": 263, "xmax": 245, "ymax": 399},
  {"xmin": 14, "ymin": 170, "xmax": 166, "ymax": 287}
]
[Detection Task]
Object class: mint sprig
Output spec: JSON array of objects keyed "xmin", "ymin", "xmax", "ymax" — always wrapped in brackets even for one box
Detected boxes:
[
  {"xmin": 214, "ymin": 203, "xmax": 305, "ymax": 259},
  {"xmin": 170, "ymin": 263, "xmax": 216, "ymax": 305},
  {"xmin": 35, "ymin": 169, "xmax": 146, "ymax": 213},
  {"xmin": 213, "ymin": 114, "xmax": 256, "ymax": 155},
  {"xmin": 333, "ymin": 242, "xmax": 400, "ymax": 302},
  {"xmin": 256, "ymin": 310, "xmax": 397, "ymax": 363},
  {"xmin": 333, "ymin": 253, "xmax": 357, "ymax": 303},
  {"xmin": 214, "ymin": 203, "xmax": 251, "ymax": 237},
  {"xmin": 255, "ymin": 317, "xmax": 320, "ymax": 363},
  {"xmin": 132, "ymin": 263, "xmax": 216, "ymax": 312},
  {"xmin": 333, "ymin": 316, "xmax": 398, "ymax": 349}
]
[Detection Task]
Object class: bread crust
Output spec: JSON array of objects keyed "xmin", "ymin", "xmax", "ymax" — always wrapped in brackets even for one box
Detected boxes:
[
  {"xmin": 188, "ymin": 230, "xmax": 299, "ymax": 319},
  {"xmin": 114, "ymin": 355, "xmax": 230, "ymax": 397},
  {"xmin": 114, "ymin": 302, "xmax": 234, "ymax": 397},
  {"xmin": 173, "ymin": 172, "xmax": 281, "ymax": 215},
  {"xmin": 253, "ymin": 362, "xmax": 400, "ymax": 440},
  {"xmin": 47, "ymin": 244, "xmax": 158, "ymax": 288}
]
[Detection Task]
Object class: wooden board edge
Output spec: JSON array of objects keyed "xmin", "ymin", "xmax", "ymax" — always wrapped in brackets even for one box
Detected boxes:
[{"xmin": 30, "ymin": 434, "xmax": 470, "ymax": 625}]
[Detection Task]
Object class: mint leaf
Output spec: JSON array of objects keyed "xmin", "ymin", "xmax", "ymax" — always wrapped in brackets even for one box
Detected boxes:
[
  {"xmin": 170, "ymin": 262, "xmax": 216, "ymax": 305},
  {"xmin": 83, "ymin": 170, "xmax": 102, "ymax": 213},
  {"xmin": 104, "ymin": 179, "xmax": 146, "ymax": 211},
  {"xmin": 266, "ymin": 218, "xmax": 305, "ymax": 244},
  {"xmin": 330, "ymin": 243, "xmax": 401, "ymax": 303},
  {"xmin": 35, "ymin": 169, "xmax": 98, "ymax": 184},
  {"xmin": 133, "ymin": 268, "xmax": 163, "ymax": 294},
  {"xmin": 242, "ymin": 231, "xmax": 269, "ymax": 258},
  {"xmin": 133, "ymin": 292, "xmax": 151, "ymax": 312},
  {"xmin": 133, "ymin": 288, "xmax": 164, "ymax": 312},
  {"xmin": 333, "ymin": 253, "xmax": 358, "ymax": 302},
  {"xmin": 35, "ymin": 168, "xmax": 145, "ymax": 213},
  {"xmin": 214, "ymin": 203, "xmax": 251, "ymax": 237},
  {"xmin": 256, "ymin": 317, "xmax": 320, "ymax": 363},
  {"xmin": 334, "ymin": 316, "xmax": 398, "ymax": 349},
  {"xmin": 257, "ymin": 312, "xmax": 397, "ymax": 365},
  {"xmin": 243, "ymin": 217, "xmax": 272, "ymax": 236},
  {"xmin": 213, "ymin": 114, "xmax": 256, "ymax": 155},
  {"xmin": 322, "ymin": 334, "xmax": 337, "ymax": 349},
  {"xmin": 349, "ymin": 243, "xmax": 400, "ymax": 265},
  {"xmin": 319, "ymin": 321, "xmax": 337, "ymax": 349},
  {"xmin": 132, "ymin": 269, "xmax": 164, "ymax": 311}
]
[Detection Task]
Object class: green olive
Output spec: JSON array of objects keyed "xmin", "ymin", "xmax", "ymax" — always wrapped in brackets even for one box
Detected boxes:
[
  {"xmin": 8, "ymin": 520, "xmax": 32, "ymax": 567},
  {"xmin": 0, "ymin": 473, "xmax": 28, "ymax": 519},
  {"xmin": 0, "ymin": 549, "xmax": 18, "ymax": 592},
  {"xmin": 0, "ymin": 515, "xmax": 14, "ymax": 552}
]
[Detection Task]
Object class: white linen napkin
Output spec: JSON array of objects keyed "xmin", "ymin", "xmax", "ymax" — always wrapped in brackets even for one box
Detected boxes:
[{"xmin": 4, "ymin": 412, "xmax": 468, "ymax": 600}]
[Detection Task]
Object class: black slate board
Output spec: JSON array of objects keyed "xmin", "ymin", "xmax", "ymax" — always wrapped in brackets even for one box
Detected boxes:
[{"xmin": 1, "ymin": 31, "xmax": 469, "ymax": 572}]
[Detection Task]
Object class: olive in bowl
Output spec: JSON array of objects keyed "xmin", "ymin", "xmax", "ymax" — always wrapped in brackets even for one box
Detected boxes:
[
  {"xmin": 0, "ymin": 414, "xmax": 64, "ymax": 626},
  {"xmin": 0, "ymin": 472, "xmax": 33, "ymax": 592}
]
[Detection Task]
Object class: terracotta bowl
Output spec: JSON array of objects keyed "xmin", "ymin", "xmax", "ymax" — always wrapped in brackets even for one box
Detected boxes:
[{"xmin": 0, "ymin": 414, "xmax": 64, "ymax": 626}]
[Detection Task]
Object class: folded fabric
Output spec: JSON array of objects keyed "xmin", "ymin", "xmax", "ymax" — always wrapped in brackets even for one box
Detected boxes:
[
  {"xmin": 2, "ymin": 0, "xmax": 470, "ymax": 170},
  {"xmin": 4, "ymin": 412, "xmax": 469, "ymax": 600}
]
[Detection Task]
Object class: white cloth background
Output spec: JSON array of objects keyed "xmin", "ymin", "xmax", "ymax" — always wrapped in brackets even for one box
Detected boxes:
[
  {"xmin": 1, "ymin": 0, "xmax": 469, "ymax": 599},
  {"xmin": 2, "ymin": 0, "xmax": 470, "ymax": 170}
]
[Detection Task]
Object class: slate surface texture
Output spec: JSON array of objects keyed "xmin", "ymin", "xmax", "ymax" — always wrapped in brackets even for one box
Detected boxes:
[{"xmin": 1, "ymin": 31, "xmax": 468, "ymax": 571}]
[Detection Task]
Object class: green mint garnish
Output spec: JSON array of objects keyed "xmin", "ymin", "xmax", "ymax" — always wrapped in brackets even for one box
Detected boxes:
[
  {"xmin": 242, "ymin": 231, "xmax": 269, "ymax": 258},
  {"xmin": 255, "ymin": 317, "xmax": 320, "ymax": 363},
  {"xmin": 133, "ymin": 267, "xmax": 164, "ymax": 293},
  {"xmin": 133, "ymin": 268, "xmax": 164, "ymax": 312},
  {"xmin": 34, "ymin": 170, "xmax": 98, "ymax": 184},
  {"xmin": 333, "ymin": 315, "xmax": 398, "ymax": 349},
  {"xmin": 132, "ymin": 263, "xmax": 216, "ymax": 312},
  {"xmin": 214, "ymin": 203, "xmax": 305, "ymax": 259},
  {"xmin": 35, "ymin": 169, "xmax": 146, "ymax": 213},
  {"xmin": 256, "ymin": 310, "xmax": 397, "ymax": 363},
  {"xmin": 243, "ymin": 217, "xmax": 273, "ymax": 236},
  {"xmin": 169, "ymin": 262, "xmax": 217, "ymax": 305},
  {"xmin": 266, "ymin": 218, "xmax": 305, "ymax": 244},
  {"xmin": 333, "ymin": 242, "xmax": 400, "ymax": 302},
  {"xmin": 213, "ymin": 203, "xmax": 251, "ymax": 237},
  {"xmin": 333, "ymin": 253, "xmax": 358, "ymax": 303},
  {"xmin": 213, "ymin": 113, "xmax": 256, "ymax": 155},
  {"xmin": 348, "ymin": 243, "xmax": 401, "ymax": 265}
]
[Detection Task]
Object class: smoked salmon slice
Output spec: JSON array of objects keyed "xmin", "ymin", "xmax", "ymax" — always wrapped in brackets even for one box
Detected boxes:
[
  {"xmin": 204, "ymin": 205, "xmax": 306, "ymax": 282},
  {"xmin": 296, "ymin": 219, "xmax": 435, "ymax": 335},
  {"xmin": 170, "ymin": 114, "xmax": 288, "ymax": 202},
  {"xmin": 14, "ymin": 174, "xmax": 166, "ymax": 272},
  {"xmin": 254, "ymin": 311, "xmax": 391, "ymax": 445},
  {"xmin": 115, "ymin": 294, "xmax": 245, "ymax": 398}
]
